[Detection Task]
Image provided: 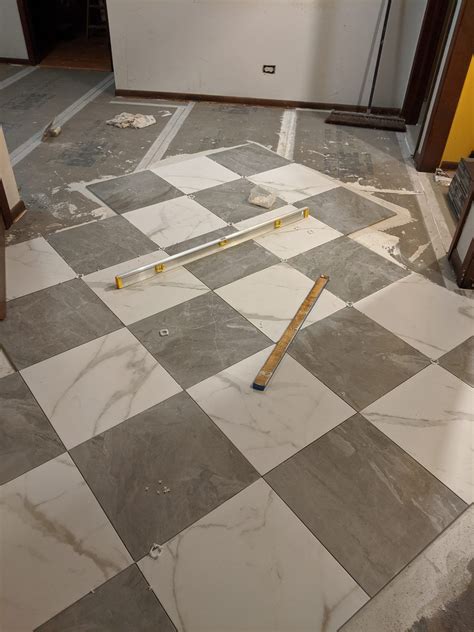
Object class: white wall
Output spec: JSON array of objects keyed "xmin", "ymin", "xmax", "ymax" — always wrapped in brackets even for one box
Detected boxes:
[
  {"xmin": 107, "ymin": 0, "xmax": 427, "ymax": 108},
  {"xmin": 0, "ymin": 0, "xmax": 28, "ymax": 60}
]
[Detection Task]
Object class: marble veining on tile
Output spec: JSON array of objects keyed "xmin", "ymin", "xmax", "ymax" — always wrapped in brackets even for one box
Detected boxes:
[
  {"xmin": 47, "ymin": 215, "xmax": 158, "ymax": 275},
  {"xmin": 288, "ymin": 236, "xmax": 409, "ymax": 303},
  {"xmin": 139, "ymin": 479, "xmax": 368, "ymax": 632},
  {"xmin": 209, "ymin": 143, "xmax": 290, "ymax": 176},
  {"xmin": 151, "ymin": 156, "xmax": 240, "ymax": 194},
  {"xmin": 355, "ymin": 273, "xmax": 474, "ymax": 359},
  {"xmin": 123, "ymin": 196, "xmax": 227, "ymax": 248},
  {"xmin": 289, "ymin": 307, "xmax": 430, "ymax": 410},
  {"xmin": 0, "ymin": 453, "xmax": 132, "ymax": 632},
  {"xmin": 21, "ymin": 328, "xmax": 181, "ymax": 449},
  {"xmin": 363, "ymin": 365, "xmax": 474, "ymax": 502},
  {"xmin": 253, "ymin": 215, "xmax": 342, "ymax": 259},
  {"xmin": 267, "ymin": 414, "xmax": 466, "ymax": 596},
  {"xmin": 130, "ymin": 292, "xmax": 271, "ymax": 388},
  {"xmin": 186, "ymin": 241, "xmax": 280, "ymax": 289},
  {"xmin": 87, "ymin": 170, "xmax": 182, "ymax": 214},
  {"xmin": 6, "ymin": 237, "xmax": 76, "ymax": 300},
  {"xmin": 164, "ymin": 226, "xmax": 230, "ymax": 256},
  {"xmin": 36, "ymin": 565, "xmax": 176, "ymax": 632},
  {"xmin": 71, "ymin": 392, "xmax": 258, "ymax": 559},
  {"xmin": 340, "ymin": 506, "xmax": 474, "ymax": 631},
  {"xmin": 0, "ymin": 373, "xmax": 64, "ymax": 485},
  {"xmin": 438, "ymin": 335, "xmax": 474, "ymax": 387},
  {"xmin": 0, "ymin": 278, "xmax": 122, "ymax": 370},
  {"xmin": 215, "ymin": 263, "xmax": 346, "ymax": 342},
  {"xmin": 189, "ymin": 348, "xmax": 354, "ymax": 473},
  {"xmin": 84, "ymin": 251, "xmax": 209, "ymax": 325},
  {"xmin": 295, "ymin": 186, "xmax": 396, "ymax": 235},
  {"xmin": 249, "ymin": 163, "xmax": 339, "ymax": 203},
  {"xmin": 192, "ymin": 177, "xmax": 286, "ymax": 223}
]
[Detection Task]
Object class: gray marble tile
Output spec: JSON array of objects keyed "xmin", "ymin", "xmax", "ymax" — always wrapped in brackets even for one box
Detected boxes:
[
  {"xmin": 88, "ymin": 171, "xmax": 182, "ymax": 214},
  {"xmin": 295, "ymin": 186, "xmax": 396, "ymax": 235},
  {"xmin": 439, "ymin": 336, "xmax": 474, "ymax": 387},
  {"xmin": 266, "ymin": 414, "xmax": 466, "ymax": 596},
  {"xmin": 340, "ymin": 506, "xmax": 473, "ymax": 631},
  {"xmin": 289, "ymin": 307, "xmax": 429, "ymax": 410},
  {"xmin": 186, "ymin": 241, "xmax": 280, "ymax": 289},
  {"xmin": 164, "ymin": 226, "xmax": 230, "ymax": 256},
  {"xmin": 130, "ymin": 292, "xmax": 271, "ymax": 388},
  {"xmin": 71, "ymin": 391, "xmax": 258, "ymax": 559},
  {"xmin": 0, "ymin": 279, "xmax": 121, "ymax": 370},
  {"xmin": 0, "ymin": 373, "xmax": 64, "ymax": 485},
  {"xmin": 47, "ymin": 216, "xmax": 157, "ymax": 275},
  {"xmin": 36, "ymin": 565, "xmax": 176, "ymax": 632},
  {"xmin": 209, "ymin": 143, "xmax": 290, "ymax": 176},
  {"xmin": 192, "ymin": 178, "xmax": 286, "ymax": 223},
  {"xmin": 288, "ymin": 236, "xmax": 409, "ymax": 303}
]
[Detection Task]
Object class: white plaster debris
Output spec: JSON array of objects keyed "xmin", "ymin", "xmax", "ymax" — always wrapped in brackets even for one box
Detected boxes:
[
  {"xmin": 106, "ymin": 112, "xmax": 157, "ymax": 129},
  {"xmin": 277, "ymin": 109, "xmax": 297, "ymax": 159},
  {"xmin": 248, "ymin": 185, "xmax": 276, "ymax": 209},
  {"xmin": 434, "ymin": 168, "xmax": 452, "ymax": 186},
  {"xmin": 149, "ymin": 544, "xmax": 162, "ymax": 559}
]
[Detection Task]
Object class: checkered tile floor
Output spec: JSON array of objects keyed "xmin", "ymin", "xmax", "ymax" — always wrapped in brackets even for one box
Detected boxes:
[{"xmin": 0, "ymin": 143, "xmax": 472, "ymax": 631}]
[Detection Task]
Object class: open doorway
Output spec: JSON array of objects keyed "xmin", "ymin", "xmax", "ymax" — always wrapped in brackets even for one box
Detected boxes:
[
  {"xmin": 18, "ymin": 0, "xmax": 112, "ymax": 71},
  {"xmin": 401, "ymin": 0, "xmax": 457, "ymax": 155}
]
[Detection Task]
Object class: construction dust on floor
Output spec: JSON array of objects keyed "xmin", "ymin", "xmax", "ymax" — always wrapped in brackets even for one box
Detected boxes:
[{"xmin": 0, "ymin": 65, "xmax": 472, "ymax": 632}]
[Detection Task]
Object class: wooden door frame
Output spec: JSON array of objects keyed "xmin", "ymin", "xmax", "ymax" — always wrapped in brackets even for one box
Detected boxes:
[
  {"xmin": 401, "ymin": 0, "xmax": 456, "ymax": 125},
  {"xmin": 16, "ymin": 0, "xmax": 37, "ymax": 64},
  {"xmin": 414, "ymin": 0, "xmax": 474, "ymax": 172}
]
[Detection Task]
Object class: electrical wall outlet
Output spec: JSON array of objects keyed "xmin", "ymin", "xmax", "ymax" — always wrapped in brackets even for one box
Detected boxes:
[{"xmin": 263, "ymin": 65, "xmax": 276, "ymax": 74}]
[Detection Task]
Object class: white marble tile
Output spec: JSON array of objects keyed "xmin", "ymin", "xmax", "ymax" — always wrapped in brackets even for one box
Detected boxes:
[
  {"xmin": 0, "ymin": 348, "xmax": 15, "ymax": 378},
  {"xmin": 249, "ymin": 163, "xmax": 338, "ymax": 203},
  {"xmin": 123, "ymin": 196, "xmax": 227, "ymax": 248},
  {"xmin": 215, "ymin": 263, "xmax": 345, "ymax": 341},
  {"xmin": 139, "ymin": 479, "xmax": 367, "ymax": 632},
  {"xmin": 6, "ymin": 237, "xmax": 76, "ymax": 300},
  {"xmin": 0, "ymin": 453, "xmax": 132, "ymax": 632},
  {"xmin": 255, "ymin": 216, "xmax": 341, "ymax": 259},
  {"xmin": 151, "ymin": 156, "xmax": 240, "ymax": 194},
  {"xmin": 234, "ymin": 206, "xmax": 341, "ymax": 258},
  {"xmin": 363, "ymin": 365, "xmax": 473, "ymax": 503},
  {"xmin": 21, "ymin": 328, "xmax": 181, "ymax": 449},
  {"xmin": 188, "ymin": 348, "xmax": 354, "ymax": 473},
  {"xmin": 355, "ymin": 273, "xmax": 474, "ymax": 359},
  {"xmin": 84, "ymin": 251, "xmax": 209, "ymax": 325}
]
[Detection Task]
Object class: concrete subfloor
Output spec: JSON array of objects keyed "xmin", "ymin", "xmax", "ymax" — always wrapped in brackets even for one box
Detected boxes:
[
  {"xmin": 1, "ymin": 64, "xmax": 472, "ymax": 632},
  {"xmin": 1, "ymin": 68, "xmax": 454, "ymax": 291}
]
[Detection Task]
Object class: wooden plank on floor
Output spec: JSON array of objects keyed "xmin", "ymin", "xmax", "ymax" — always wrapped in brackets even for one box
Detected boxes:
[{"xmin": 252, "ymin": 274, "xmax": 329, "ymax": 391}]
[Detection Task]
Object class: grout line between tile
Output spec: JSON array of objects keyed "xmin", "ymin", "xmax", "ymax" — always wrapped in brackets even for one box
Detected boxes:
[
  {"xmin": 263, "ymin": 475, "xmax": 371, "ymax": 598},
  {"xmin": 338, "ymin": 503, "xmax": 473, "ymax": 629}
]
